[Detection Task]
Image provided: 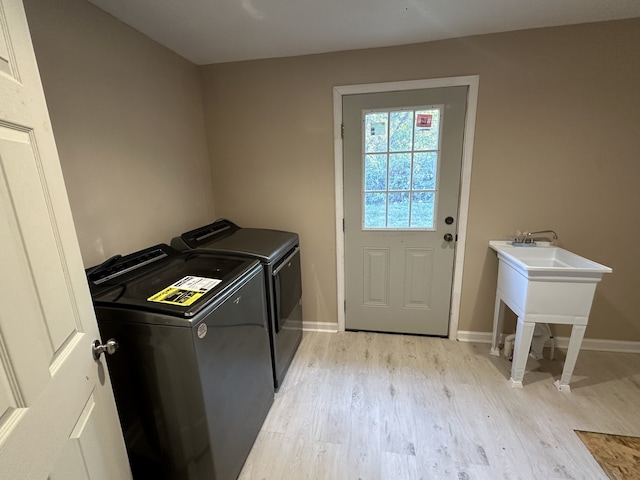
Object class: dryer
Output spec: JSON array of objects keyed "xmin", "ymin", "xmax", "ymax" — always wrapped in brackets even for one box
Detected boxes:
[{"xmin": 172, "ymin": 219, "xmax": 303, "ymax": 389}]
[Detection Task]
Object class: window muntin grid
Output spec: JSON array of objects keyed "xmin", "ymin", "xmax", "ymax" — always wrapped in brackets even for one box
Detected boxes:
[{"xmin": 362, "ymin": 106, "xmax": 443, "ymax": 230}]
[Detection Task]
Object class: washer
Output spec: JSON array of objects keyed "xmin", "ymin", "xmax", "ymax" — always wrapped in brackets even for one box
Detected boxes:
[
  {"xmin": 172, "ymin": 219, "xmax": 303, "ymax": 389},
  {"xmin": 86, "ymin": 244, "xmax": 273, "ymax": 480}
]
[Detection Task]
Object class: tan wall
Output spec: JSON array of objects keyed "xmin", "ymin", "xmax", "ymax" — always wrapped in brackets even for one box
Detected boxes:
[
  {"xmin": 201, "ymin": 18, "xmax": 640, "ymax": 340},
  {"xmin": 24, "ymin": 0, "xmax": 215, "ymax": 268}
]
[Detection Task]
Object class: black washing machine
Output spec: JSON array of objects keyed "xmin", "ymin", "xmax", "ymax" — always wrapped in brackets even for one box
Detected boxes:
[
  {"xmin": 86, "ymin": 244, "xmax": 274, "ymax": 480},
  {"xmin": 171, "ymin": 219, "xmax": 303, "ymax": 389}
]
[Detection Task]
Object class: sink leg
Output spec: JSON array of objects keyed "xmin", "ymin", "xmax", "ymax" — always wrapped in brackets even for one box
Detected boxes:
[
  {"xmin": 554, "ymin": 324, "xmax": 586, "ymax": 392},
  {"xmin": 510, "ymin": 317, "xmax": 535, "ymax": 388},
  {"xmin": 490, "ymin": 296, "xmax": 505, "ymax": 356}
]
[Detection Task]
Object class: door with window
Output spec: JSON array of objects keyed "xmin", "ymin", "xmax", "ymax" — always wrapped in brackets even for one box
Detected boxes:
[{"xmin": 343, "ymin": 86, "xmax": 468, "ymax": 335}]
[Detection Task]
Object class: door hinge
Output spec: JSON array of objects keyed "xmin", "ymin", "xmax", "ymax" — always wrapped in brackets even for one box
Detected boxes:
[
  {"xmin": 344, "ymin": 300, "xmax": 346, "ymax": 313},
  {"xmin": 342, "ymin": 218, "xmax": 345, "ymax": 232},
  {"xmin": 341, "ymin": 123, "xmax": 344, "ymax": 139}
]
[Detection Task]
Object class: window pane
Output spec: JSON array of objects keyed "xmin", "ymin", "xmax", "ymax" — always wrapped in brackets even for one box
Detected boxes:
[
  {"xmin": 414, "ymin": 109, "xmax": 440, "ymax": 151},
  {"xmin": 389, "ymin": 111, "xmax": 413, "ymax": 152},
  {"xmin": 412, "ymin": 152, "xmax": 437, "ymax": 190},
  {"xmin": 364, "ymin": 193, "xmax": 387, "ymax": 228},
  {"xmin": 388, "ymin": 153, "xmax": 411, "ymax": 191},
  {"xmin": 364, "ymin": 112, "xmax": 388, "ymax": 153},
  {"xmin": 388, "ymin": 192, "xmax": 409, "ymax": 228},
  {"xmin": 365, "ymin": 154, "xmax": 387, "ymax": 191},
  {"xmin": 411, "ymin": 192, "xmax": 435, "ymax": 228},
  {"xmin": 362, "ymin": 106, "xmax": 442, "ymax": 231}
]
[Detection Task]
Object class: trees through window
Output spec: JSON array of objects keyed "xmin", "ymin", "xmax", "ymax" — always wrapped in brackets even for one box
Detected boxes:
[{"xmin": 362, "ymin": 106, "xmax": 442, "ymax": 230}]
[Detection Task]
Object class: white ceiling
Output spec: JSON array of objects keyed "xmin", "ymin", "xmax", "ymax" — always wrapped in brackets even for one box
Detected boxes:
[{"xmin": 86, "ymin": 0, "xmax": 640, "ymax": 65}]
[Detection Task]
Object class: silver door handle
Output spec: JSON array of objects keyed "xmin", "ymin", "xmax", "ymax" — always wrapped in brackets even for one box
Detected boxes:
[
  {"xmin": 92, "ymin": 338, "xmax": 119, "ymax": 360},
  {"xmin": 444, "ymin": 233, "xmax": 454, "ymax": 242}
]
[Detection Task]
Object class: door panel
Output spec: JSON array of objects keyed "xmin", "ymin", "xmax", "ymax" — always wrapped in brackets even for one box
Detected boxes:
[
  {"xmin": 343, "ymin": 87, "xmax": 468, "ymax": 335},
  {"xmin": 0, "ymin": 1, "xmax": 130, "ymax": 478},
  {"xmin": 51, "ymin": 394, "xmax": 100, "ymax": 480},
  {"xmin": 403, "ymin": 248, "xmax": 434, "ymax": 308},
  {"xmin": 363, "ymin": 248, "xmax": 389, "ymax": 305}
]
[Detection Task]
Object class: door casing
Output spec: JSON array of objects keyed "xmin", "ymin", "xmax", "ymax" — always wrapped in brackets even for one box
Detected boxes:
[{"xmin": 333, "ymin": 76, "xmax": 479, "ymax": 339}]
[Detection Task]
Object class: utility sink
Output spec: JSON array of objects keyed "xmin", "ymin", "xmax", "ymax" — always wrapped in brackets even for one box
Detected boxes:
[
  {"xmin": 488, "ymin": 241, "xmax": 611, "ymax": 391},
  {"xmin": 489, "ymin": 241, "xmax": 612, "ymax": 278}
]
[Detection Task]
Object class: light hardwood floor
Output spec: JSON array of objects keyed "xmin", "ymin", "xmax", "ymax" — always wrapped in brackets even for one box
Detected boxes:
[{"xmin": 239, "ymin": 331, "xmax": 640, "ymax": 480}]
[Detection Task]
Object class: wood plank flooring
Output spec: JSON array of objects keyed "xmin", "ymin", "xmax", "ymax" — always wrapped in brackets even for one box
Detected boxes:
[{"xmin": 239, "ymin": 331, "xmax": 640, "ymax": 480}]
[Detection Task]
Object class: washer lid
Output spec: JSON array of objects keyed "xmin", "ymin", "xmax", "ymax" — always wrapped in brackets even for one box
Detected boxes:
[
  {"xmin": 177, "ymin": 220, "xmax": 298, "ymax": 261},
  {"xmin": 88, "ymin": 246, "xmax": 260, "ymax": 318}
]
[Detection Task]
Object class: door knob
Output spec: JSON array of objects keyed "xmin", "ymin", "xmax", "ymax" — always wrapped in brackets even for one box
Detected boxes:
[
  {"xmin": 444, "ymin": 233, "xmax": 454, "ymax": 242},
  {"xmin": 92, "ymin": 338, "xmax": 119, "ymax": 360}
]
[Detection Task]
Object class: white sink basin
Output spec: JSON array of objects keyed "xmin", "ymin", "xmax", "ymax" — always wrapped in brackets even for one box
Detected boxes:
[
  {"xmin": 489, "ymin": 240, "xmax": 612, "ymax": 391},
  {"xmin": 489, "ymin": 241, "xmax": 612, "ymax": 278}
]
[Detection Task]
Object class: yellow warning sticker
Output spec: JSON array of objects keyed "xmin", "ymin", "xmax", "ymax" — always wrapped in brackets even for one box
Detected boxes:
[{"xmin": 148, "ymin": 276, "xmax": 222, "ymax": 306}]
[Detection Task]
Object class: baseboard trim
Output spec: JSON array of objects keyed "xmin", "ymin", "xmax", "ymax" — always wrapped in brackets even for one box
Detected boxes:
[
  {"xmin": 456, "ymin": 330, "xmax": 640, "ymax": 354},
  {"xmin": 303, "ymin": 321, "xmax": 339, "ymax": 333}
]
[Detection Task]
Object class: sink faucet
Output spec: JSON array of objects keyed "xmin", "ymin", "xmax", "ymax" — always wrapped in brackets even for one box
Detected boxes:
[{"xmin": 521, "ymin": 230, "xmax": 558, "ymax": 244}]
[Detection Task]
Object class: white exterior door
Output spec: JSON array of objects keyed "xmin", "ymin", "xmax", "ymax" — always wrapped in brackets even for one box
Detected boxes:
[
  {"xmin": 0, "ymin": 1, "xmax": 131, "ymax": 478},
  {"xmin": 343, "ymin": 86, "xmax": 468, "ymax": 336}
]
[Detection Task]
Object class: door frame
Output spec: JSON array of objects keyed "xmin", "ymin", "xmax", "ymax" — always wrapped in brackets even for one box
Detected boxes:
[{"xmin": 333, "ymin": 76, "xmax": 479, "ymax": 339}]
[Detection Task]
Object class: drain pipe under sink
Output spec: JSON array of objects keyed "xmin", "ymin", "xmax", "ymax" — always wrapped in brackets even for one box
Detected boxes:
[
  {"xmin": 503, "ymin": 333, "xmax": 516, "ymax": 360},
  {"xmin": 502, "ymin": 324, "xmax": 555, "ymax": 361}
]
